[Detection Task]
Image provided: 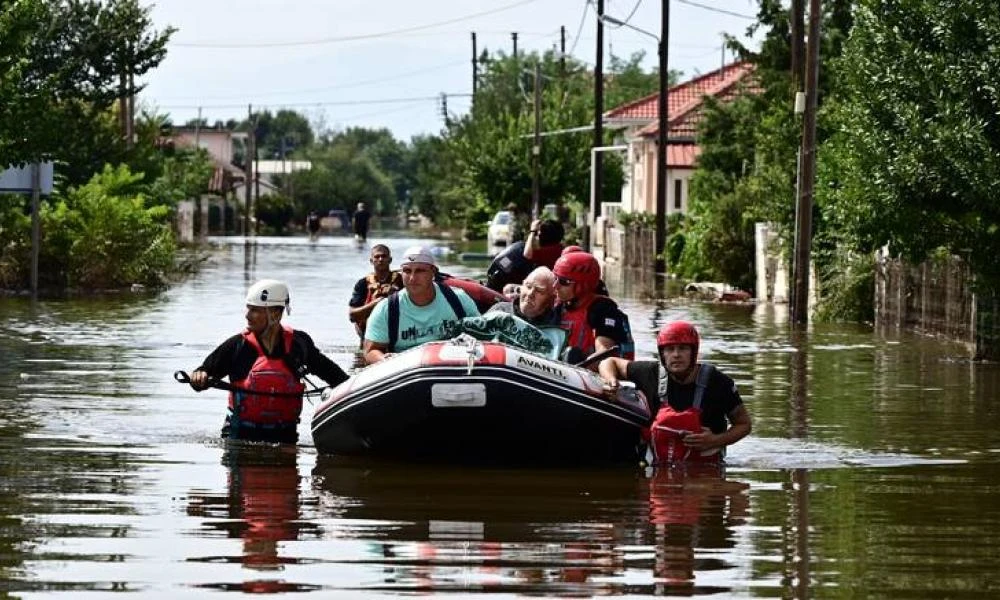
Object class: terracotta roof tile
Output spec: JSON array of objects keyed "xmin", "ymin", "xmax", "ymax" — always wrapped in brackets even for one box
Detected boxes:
[
  {"xmin": 605, "ymin": 61, "xmax": 757, "ymax": 136},
  {"xmin": 667, "ymin": 143, "xmax": 700, "ymax": 168}
]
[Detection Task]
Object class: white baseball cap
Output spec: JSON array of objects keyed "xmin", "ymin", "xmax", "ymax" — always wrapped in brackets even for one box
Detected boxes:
[{"xmin": 399, "ymin": 246, "xmax": 436, "ymax": 268}]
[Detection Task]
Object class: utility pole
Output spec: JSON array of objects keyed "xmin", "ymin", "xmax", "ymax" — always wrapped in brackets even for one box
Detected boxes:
[
  {"xmin": 471, "ymin": 32, "xmax": 478, "ymax": 98},
  {"xmin": 560, "ymin": 25, "xmax": 566, "ymax": 75},
  {"xmin": 792, "ymin": 0, "xmax": 821, "ymax": 325},
  {"xmin": 127, "ymin": 67, "xmax": 135, "ymax": 150},
  {"xmin": 532, "ymin": 62, "xmax": 542, "ymax": 220},
  {"xmin": 254, "ymin": 147, "xmax": 261, "ymax": 236},
  {"xmin": 512, "ymin": 32, "xmax": 518, "ymax": 58},
  {"xmin": 654, "ymin": 1, "xmax": 670, "ymax": 272},
  {"xmin": 790, "ymin": 0, "xmax": 806, "ymax": 89},
  {"xmin": 194, "ymin": 106, "xmax": 202, "ymax": 148},
  {"xmin": 30, "ymin": 163, "xmax": 40, "ymax": 299},
  {"xmin": 591, "ymin": 0, "xmax": 605, "ymax": 244},
  {"xmin": 439, "ymin": 93, "xmax": 449, "ymax": 125},
  {"xmin": 244, "ymin": 104, "xmax": 253, "ymax": 239}
]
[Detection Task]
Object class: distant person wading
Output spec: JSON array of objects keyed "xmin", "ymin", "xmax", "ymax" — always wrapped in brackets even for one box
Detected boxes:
[{"xmin": 353, "ymin": 202, "xmax": 371, "ymax": 243}]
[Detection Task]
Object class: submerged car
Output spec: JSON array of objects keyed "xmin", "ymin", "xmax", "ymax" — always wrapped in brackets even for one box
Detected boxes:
[{"xmin": 487, "ymin": 210, "xmax": 513, "ymax": 248}]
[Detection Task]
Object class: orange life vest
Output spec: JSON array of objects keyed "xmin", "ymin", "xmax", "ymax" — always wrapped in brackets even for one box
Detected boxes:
[
  {"xmin": 229, "ymin": 327, "xmax": 306, "ymax": 426},
  {"xmin": 559, "ymin": 295, "xmax": 599, "ymax": 356},
  {"xmin": 649, "ymin": 363, "xmax": 722, "ymax": 465},
  {"xmin": 558, "ymin": 295, "xmax": 635, "ymax": 359},
  {"xmin": 364, "ymin": 271, "xmax": 402, "ymax": 304},
  {"xmin": 354, "ymin": 271, "xmax": 403, "ymax": 337}
]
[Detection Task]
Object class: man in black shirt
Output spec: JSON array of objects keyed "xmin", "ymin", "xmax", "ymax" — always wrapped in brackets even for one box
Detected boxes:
[
  {"xmin": 352, "ymin": 202, "xmax": 371, "ymax": 242},
  {"xmin": 598, "ymin": 321, "xmax": 751, "ymax": 460},
  {"xmin": 188, "ymin": 279, "xmax": 349, "ymax": 444}
]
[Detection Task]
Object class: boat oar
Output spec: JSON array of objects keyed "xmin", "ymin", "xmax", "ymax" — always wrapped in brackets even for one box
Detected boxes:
[
  {"xmin": 173, "ymin": 370, "xmax": 327, "ymax": 397},
  {"xmin": 574, "ymin": 346, "xmax": 620, "ymax": 369}
]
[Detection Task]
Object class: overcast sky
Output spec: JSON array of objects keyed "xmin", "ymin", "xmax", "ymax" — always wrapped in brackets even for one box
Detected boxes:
[{"xmin": 139, "ymin": 0, "xmax": 761, "ymax": 141}]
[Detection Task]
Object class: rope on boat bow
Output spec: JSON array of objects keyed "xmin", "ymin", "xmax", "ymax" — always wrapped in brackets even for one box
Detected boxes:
[{"xmin": 451, "ymin": 334, "xmax": 481, "ymax": 375}]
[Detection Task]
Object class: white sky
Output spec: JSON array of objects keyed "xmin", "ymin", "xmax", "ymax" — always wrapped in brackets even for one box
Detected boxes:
[{"xmin": 140, "ymin": 0, "xmax": 761, "ymax": 141}]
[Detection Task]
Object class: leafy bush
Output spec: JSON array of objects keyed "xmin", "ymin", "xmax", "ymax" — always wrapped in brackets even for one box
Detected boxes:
[
  {"xmin": 0, "ymin": 196, "xmax": 31, "ymax": 288},
  {"xmin": 463, "ymin": 196, "xmax": 492, "ymax": 240},
  {"xmin": 44, "ymin": 165, "xmax": 176, "ymax": 290},
  {"xmin": 617, "ymin": 210, "xmax": 656, "ymax": 228}
]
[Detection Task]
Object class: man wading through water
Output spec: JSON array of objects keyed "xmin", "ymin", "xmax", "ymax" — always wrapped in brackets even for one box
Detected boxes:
[{"xmin": 187, "ymin": 279, "xmax": 349, "ymax": 444}]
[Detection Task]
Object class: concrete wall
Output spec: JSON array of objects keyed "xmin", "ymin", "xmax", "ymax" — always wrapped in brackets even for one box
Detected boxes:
[{"xmin": 755, "ymin": 223, "xmax": 789, "ymax": 303}]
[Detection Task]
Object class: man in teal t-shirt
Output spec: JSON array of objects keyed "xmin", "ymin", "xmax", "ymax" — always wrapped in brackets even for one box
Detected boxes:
[{"xmin": 364, "ymin": 246, "xmax": 480, "ymax": 364}]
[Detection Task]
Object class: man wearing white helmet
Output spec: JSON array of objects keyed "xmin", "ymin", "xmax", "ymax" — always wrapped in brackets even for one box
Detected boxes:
[
  {"xmin": 363, "ymin": 246, "xmax": 480, "ymax": 364},
  {"xmin": 187, "ymin": 279, "xmax": 349, "ymax": 443}
]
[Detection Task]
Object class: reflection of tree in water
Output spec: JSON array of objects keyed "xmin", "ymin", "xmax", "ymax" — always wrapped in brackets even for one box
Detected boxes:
[
  {"xmin": 186, "ymin": 442, "xmax": 319, "ymax": 594},
  {"xmin": 645, "ymin": 465, "xmax": 751, "ymax": 595}
]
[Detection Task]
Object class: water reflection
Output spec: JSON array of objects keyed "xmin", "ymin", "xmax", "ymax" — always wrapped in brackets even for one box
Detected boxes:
[
  {"xmin": 2, "ymin": 235, "xmax": 1000, "ymax": 596},
  {"xmin": 311, "ymin": 458, "xmax": 752, "ymax": 595},
  {"xmin": 645, "ymin": 465, "xmax": 751, "ymax": 595},
  {"xmin": 186, "ymin": 443, "xmax": 319, "ymax": 593}
]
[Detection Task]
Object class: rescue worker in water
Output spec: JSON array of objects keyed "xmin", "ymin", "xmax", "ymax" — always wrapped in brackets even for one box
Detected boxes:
[
  {"xmin": 597, "ymin": 321, "xmax": 752, "ymax": 464},
  {"xmin": 188, "ymin": 279, "xmax": 349, "ymax": 444}
]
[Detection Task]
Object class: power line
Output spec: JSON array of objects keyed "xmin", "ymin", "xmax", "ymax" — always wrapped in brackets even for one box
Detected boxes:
[
  {"xmin": 567, "ymin": 0, "xmax": 592, "ymax": 56},
  {"xmin": 332, "ymin": 101, "xmax": 432, "ymax": 124},
  {"xmin": 172, "ymin": 0, "xmax": 540, "ymax": 48},
  {"xmin": 155, "ymin": 94, "xmax": 472, "ymax": 111},
  {"xmin": 155, "ymin": 60, "xmax": 468, "ymax": 102},
  {"xmin": 618, "ymin": 0, "xmax": 644, "ymax": 26},
  {"xmin": 676, "ymin": 0, "xmax": 755, "ymax": 20}
]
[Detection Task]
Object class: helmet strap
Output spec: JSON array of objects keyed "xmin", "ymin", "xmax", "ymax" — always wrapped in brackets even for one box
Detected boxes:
[
  {"xmin": 259, "ymin": 309, "xmax": 282, "ymax": 348},
  {"xmin": 660, "ymin": 347, "xmax": 698, "ymax": 384}
]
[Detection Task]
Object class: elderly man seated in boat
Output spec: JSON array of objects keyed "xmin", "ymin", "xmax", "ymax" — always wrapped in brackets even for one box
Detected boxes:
[
  {"xmin": 487, "ymin": 266, "xmax": 561, "ymax": 328},
  {"xmin": 363, "ymin": 246, "xmax": 481, "ymax": 364}
]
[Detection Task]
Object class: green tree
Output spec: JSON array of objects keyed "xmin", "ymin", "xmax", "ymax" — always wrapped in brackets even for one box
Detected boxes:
[
  {"xmin": 444, "ymin": 50, "xmax": 657, "ymax": 231},
  {"xmin": 674, "ymin": 0, "xmax": 854, "ymax": 296},
  {"xmin": 406, "ymin": 134, "xmax": 469, "ymax": 225},
  {"xmin": 819, "ymin": 0, "xmax": 1000, "ymax": 293},
  {"xmin": 1, "ymin": 0, "xmax": 173, "ymax": 179},
  {"xmin": 323, "ymin": 127, "xmax": 407, "ymax": 214},
  {"xmin": 289, "ymin": 142, "xmax": 395, "ymax": 217}
]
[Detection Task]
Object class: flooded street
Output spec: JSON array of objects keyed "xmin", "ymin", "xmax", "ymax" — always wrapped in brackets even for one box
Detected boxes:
[{"xmin": 2, "ymin": 234, "xmax": 999, "ymax": 598}]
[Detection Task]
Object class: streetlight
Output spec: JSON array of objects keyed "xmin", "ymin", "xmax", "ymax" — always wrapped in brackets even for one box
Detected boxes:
[{"xmin": 600, "ymin": 10, "xmax": 669, "ymax": 273}]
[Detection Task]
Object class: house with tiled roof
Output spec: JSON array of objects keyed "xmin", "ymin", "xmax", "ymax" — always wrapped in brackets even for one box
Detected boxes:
[{"xmin": 603, "ymin": 61, "xmax": 756, "ymax": 221}]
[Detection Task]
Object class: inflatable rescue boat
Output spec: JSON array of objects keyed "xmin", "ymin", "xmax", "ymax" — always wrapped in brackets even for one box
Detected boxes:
[{"xmin": 311, "ymin": 335, "xmax": 651, "ymax": 465}]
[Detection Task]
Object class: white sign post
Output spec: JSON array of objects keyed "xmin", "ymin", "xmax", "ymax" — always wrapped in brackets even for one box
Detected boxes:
[{"xmin": 2, "ymin": 162, "xmax": 55, "ymax": 297}]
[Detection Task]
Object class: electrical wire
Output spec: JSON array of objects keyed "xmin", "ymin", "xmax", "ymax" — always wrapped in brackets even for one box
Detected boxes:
[
  {"xmin": 172, "ymin": 0, "xmax": 540, "ymax": 48},
  {"xmin": 155, "ymin": 94, "xmax": 471, "ymax": 111},
  {"xmin": 567, "ymin": 0, "xmax": 592, "ymax": 56},
  {"xmin": 618, "ymin": 0, "xmax": 644, "ymax": 25},
  {"xmin": 676, "ymin": 0, "xmax": 755, "ymax": 20},
  {"xmin": 155, "ymin": 60, "xmax": 468, "ymax": 102}
]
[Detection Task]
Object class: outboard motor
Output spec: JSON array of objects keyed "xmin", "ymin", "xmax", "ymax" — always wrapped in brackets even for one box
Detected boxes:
[{"xmin": 485, "ymin": 241, "xmax": 534, "ymax": 292}]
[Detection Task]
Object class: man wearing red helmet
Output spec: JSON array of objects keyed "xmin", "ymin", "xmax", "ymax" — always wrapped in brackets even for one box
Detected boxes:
[
  {"xmin": 597, "ymin": 321, "xmax": 752, "ymax": 464},
  {"xmin": 552, "ymin": 251, "xmax": 632, "ymax": 365}
]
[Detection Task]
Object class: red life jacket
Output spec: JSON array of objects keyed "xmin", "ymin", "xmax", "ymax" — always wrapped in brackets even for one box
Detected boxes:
[
  {"xmin": 558, "ymin": 295, "xmax": 635, "ymax": 359},
  {"xmin": 229, "ymin": 327, "xmax": 306, "ymax": 426},
  {"xmin": 649, "ymin": 363, "xmax": 722, "ymax": 465},
  {"xmin": 559, "ymin": 295, "xmax": 599, "ymax": 356}
]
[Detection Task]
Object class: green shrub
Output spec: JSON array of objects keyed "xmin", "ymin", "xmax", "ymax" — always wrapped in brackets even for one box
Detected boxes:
[
  {"xmin": 0, "ymin": 196, "xmax": 31, "ymax": 288},
  {"xmin": 43, "ymin": 165, "xmax": 176, "ymax": 290}
]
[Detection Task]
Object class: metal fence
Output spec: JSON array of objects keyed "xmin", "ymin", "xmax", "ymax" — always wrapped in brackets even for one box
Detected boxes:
[{"xmin": 875, "ymin": 251, "xmax": 998, "ymax": 359}]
